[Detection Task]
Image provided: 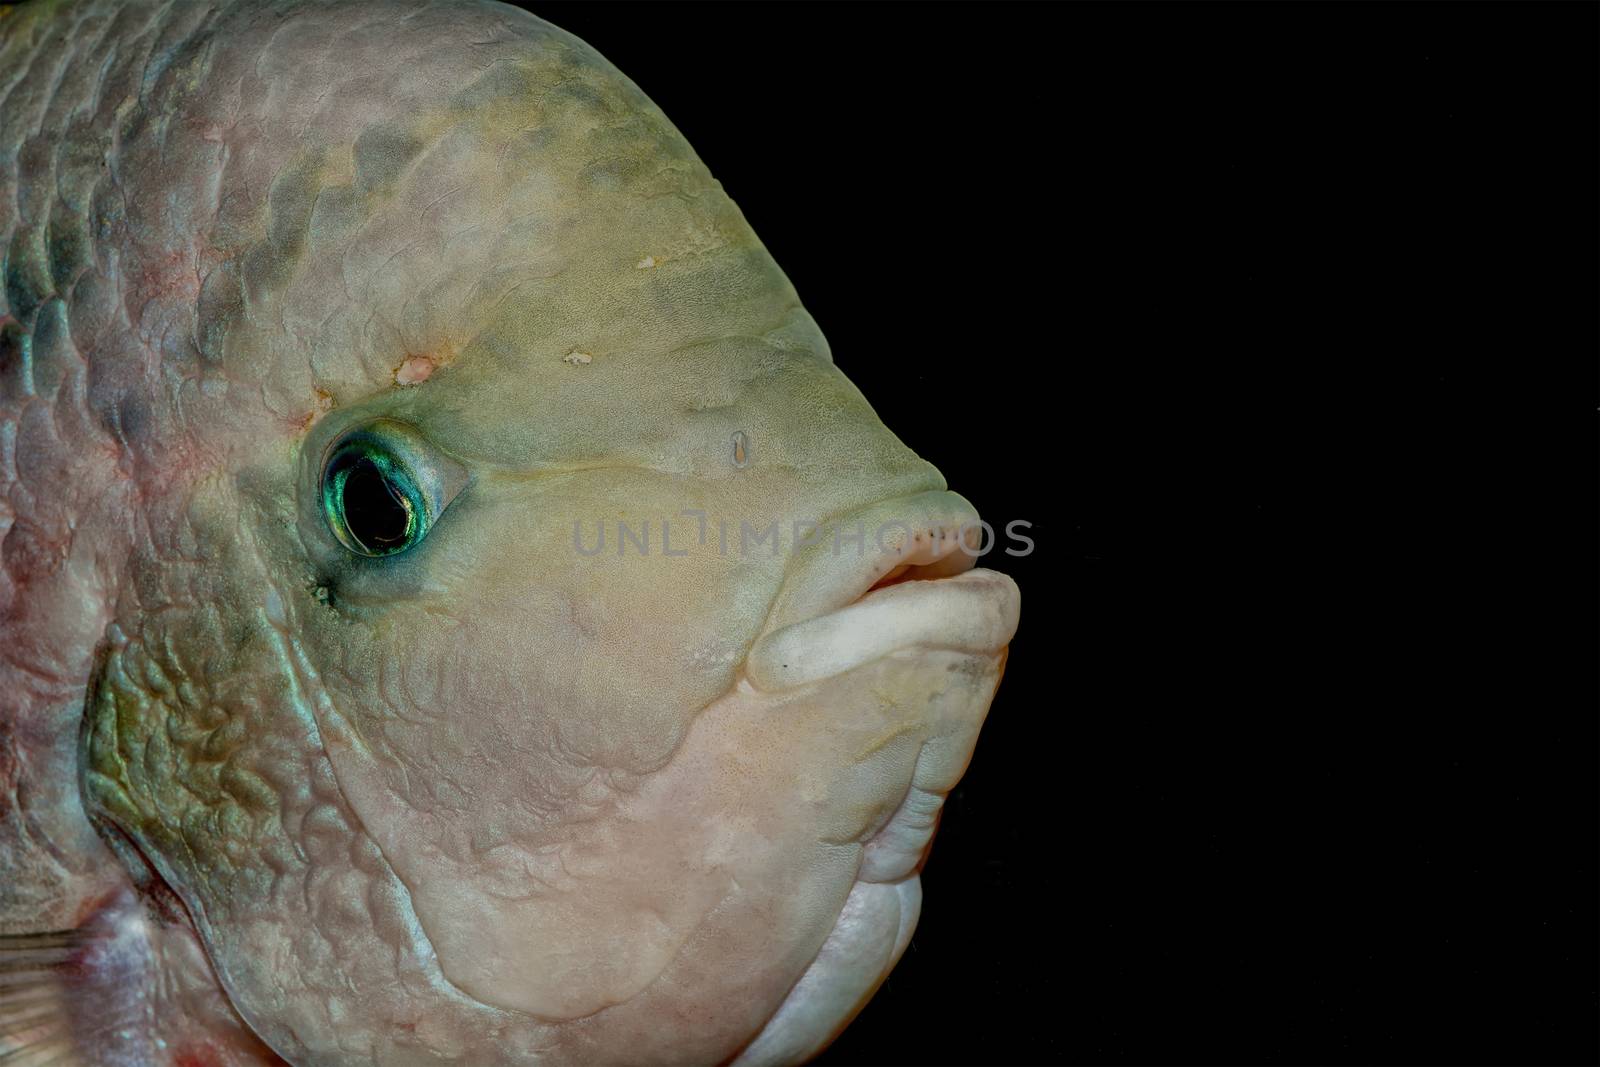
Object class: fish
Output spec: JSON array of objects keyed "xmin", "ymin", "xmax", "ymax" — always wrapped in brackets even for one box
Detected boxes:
[{"xmin": 0, "ymin": 1, "xmax": 1021, "ymax": 1063}]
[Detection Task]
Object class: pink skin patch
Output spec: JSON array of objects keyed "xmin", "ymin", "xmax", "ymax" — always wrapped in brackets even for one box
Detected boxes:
[
  {"xmin": 395, "ymin": 356, "xmax": 437, "ymax": 385},
  {"xmin": 136, "ymin": 248, "xmax": 203, "ymax": 305},
  {"xmin": 173, "ymin": 1045, "xmax": 224, "ymax": 1067}
]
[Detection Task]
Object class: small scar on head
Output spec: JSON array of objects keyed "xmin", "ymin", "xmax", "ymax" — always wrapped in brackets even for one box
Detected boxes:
[
  {"xmin": 294, "ymin": 389, "xmax": 337, "ymax": 432},
  {"xmin": 395, "ymin": 355, "xmax": 438, "ymax": 385}
]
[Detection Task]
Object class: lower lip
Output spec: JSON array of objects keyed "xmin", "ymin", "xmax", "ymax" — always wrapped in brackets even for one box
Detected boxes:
[{"xmin": 746, "ymin": 568, "xmax": 1020, "ymax": 691}]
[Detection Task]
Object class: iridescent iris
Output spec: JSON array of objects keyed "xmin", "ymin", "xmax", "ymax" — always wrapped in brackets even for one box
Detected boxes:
[{"xmin": 320, "ymin": 423, "xmax": 436, "ymax": 557}]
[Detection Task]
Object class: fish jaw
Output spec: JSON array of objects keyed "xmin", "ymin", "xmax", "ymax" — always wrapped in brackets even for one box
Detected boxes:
[
  {"xmin": 277, "ymin": 492, "xmax": 1017, "ymax": 1061},
  {"xmin": 724, "ymin": 530, "xmax": 1020, "ymax": 1064},
  {"xmin": 303, "ymin": 570, "xmax": 1017, "ymax": 1025},
  {"xmin": 540, "ymin": 636, "xmax": 1016, "ymax": 1065}
]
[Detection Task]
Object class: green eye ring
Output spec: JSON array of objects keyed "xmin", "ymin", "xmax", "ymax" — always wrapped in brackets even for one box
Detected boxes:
[{"xmin": 320, "ymin": 421, "xmax": 451, "ymax": 558}]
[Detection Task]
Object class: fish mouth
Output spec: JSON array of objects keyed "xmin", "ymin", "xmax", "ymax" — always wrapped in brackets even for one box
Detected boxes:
[
  {"xmin": 729, "ymin": 490, "xmax": 1019, "ymax": 1065},
  {"xmin": 746, "ymin": 489, "xmax": 1021, "ymax": 691}
]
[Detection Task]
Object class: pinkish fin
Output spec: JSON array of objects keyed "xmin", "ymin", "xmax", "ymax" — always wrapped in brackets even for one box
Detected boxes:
[{"xmin": 0, "ymin": 928, "xmax": 85, "ymax": 1065}]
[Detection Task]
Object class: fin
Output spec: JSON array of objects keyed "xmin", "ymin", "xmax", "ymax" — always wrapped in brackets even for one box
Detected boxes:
[{"xmin": 0, "ymin": 929, "xmax": 84, "ymax": 1066}]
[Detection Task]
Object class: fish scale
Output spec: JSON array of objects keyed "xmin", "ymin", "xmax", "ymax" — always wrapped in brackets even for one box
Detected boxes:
[
  {"xmin": 0, "ymin": 4, "xmax": 296, "ymax": 1062},
  {"xmin": 0, "ymin": 0, "xmax": 204, "ymax": 937}
]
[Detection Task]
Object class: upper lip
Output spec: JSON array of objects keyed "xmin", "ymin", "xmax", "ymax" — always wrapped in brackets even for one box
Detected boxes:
[
  {"xmin": 745, "ymin": 489, "xmax": 1021, "ymax": 691},
  {"xmin": 754, "ymin": 490, "xmax": 992, "ymax": 634}
]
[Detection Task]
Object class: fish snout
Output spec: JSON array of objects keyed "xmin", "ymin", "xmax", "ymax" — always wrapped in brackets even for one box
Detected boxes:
[
  {"xmin": 747, "ymin": 489, "xmax": 1021, "ymax": 691},
  {"xmin": 740, "ymin": 488, "xmax": 1020, "ymax": 883}
]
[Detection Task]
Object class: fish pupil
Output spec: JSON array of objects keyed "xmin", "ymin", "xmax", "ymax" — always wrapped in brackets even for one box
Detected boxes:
[{"xmin": 340, "ymin": 456, "xmax": 413, "ymax": 551}]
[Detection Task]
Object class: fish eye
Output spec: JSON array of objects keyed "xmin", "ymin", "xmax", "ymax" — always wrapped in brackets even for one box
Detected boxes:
[{"xmin": 320, "ymin": 421, "xmax": 459, "ymax": 557}]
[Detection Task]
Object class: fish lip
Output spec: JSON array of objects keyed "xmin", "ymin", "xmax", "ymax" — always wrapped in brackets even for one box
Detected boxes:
[
  {"xmin": 745, "ymin": 490, "xmax": 1021, "ymax": 691},
  {"xmin": 753, "ymin": 489, "xmax": 990, "ymax": 637}
]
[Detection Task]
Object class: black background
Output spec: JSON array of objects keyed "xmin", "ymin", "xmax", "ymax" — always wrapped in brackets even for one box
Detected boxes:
[{"xmin": 525, "ymin": 5, "xmax": 1596, "ymax": 1065}]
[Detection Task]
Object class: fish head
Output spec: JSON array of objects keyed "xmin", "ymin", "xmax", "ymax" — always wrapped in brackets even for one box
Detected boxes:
[{"xmin": 80, "ymin": 4, "xmax": 1019, "ymax": 1063}]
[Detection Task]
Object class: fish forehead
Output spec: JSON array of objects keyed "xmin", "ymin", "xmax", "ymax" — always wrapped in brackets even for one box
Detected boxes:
[
  {"xmin": 194, "ymin": 0, "xmax": 934, "ymax": 501},
  {"xmin": 202, "ymin": 3, "xmax": 942, "ymax": 518},
  {"xmin": 73, "ymin": 0, "xmax": 757, "ymax": 428}
]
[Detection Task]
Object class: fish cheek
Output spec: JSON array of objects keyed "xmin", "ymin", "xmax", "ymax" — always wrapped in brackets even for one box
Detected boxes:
[
  {"xmin": 78, "ymin": 481, "xmax": 441, "ymax": 1060},
  {"xmin": 277, "ymin": 482, "xmax": 768, "ymax": 1021},
  {"xmin": 285, "ymin": 570, "xmax": 675, "ymax": 1020},
  {"xmin": 82, "ymin": 482, "xmax": 293, "ymax": 904}
]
